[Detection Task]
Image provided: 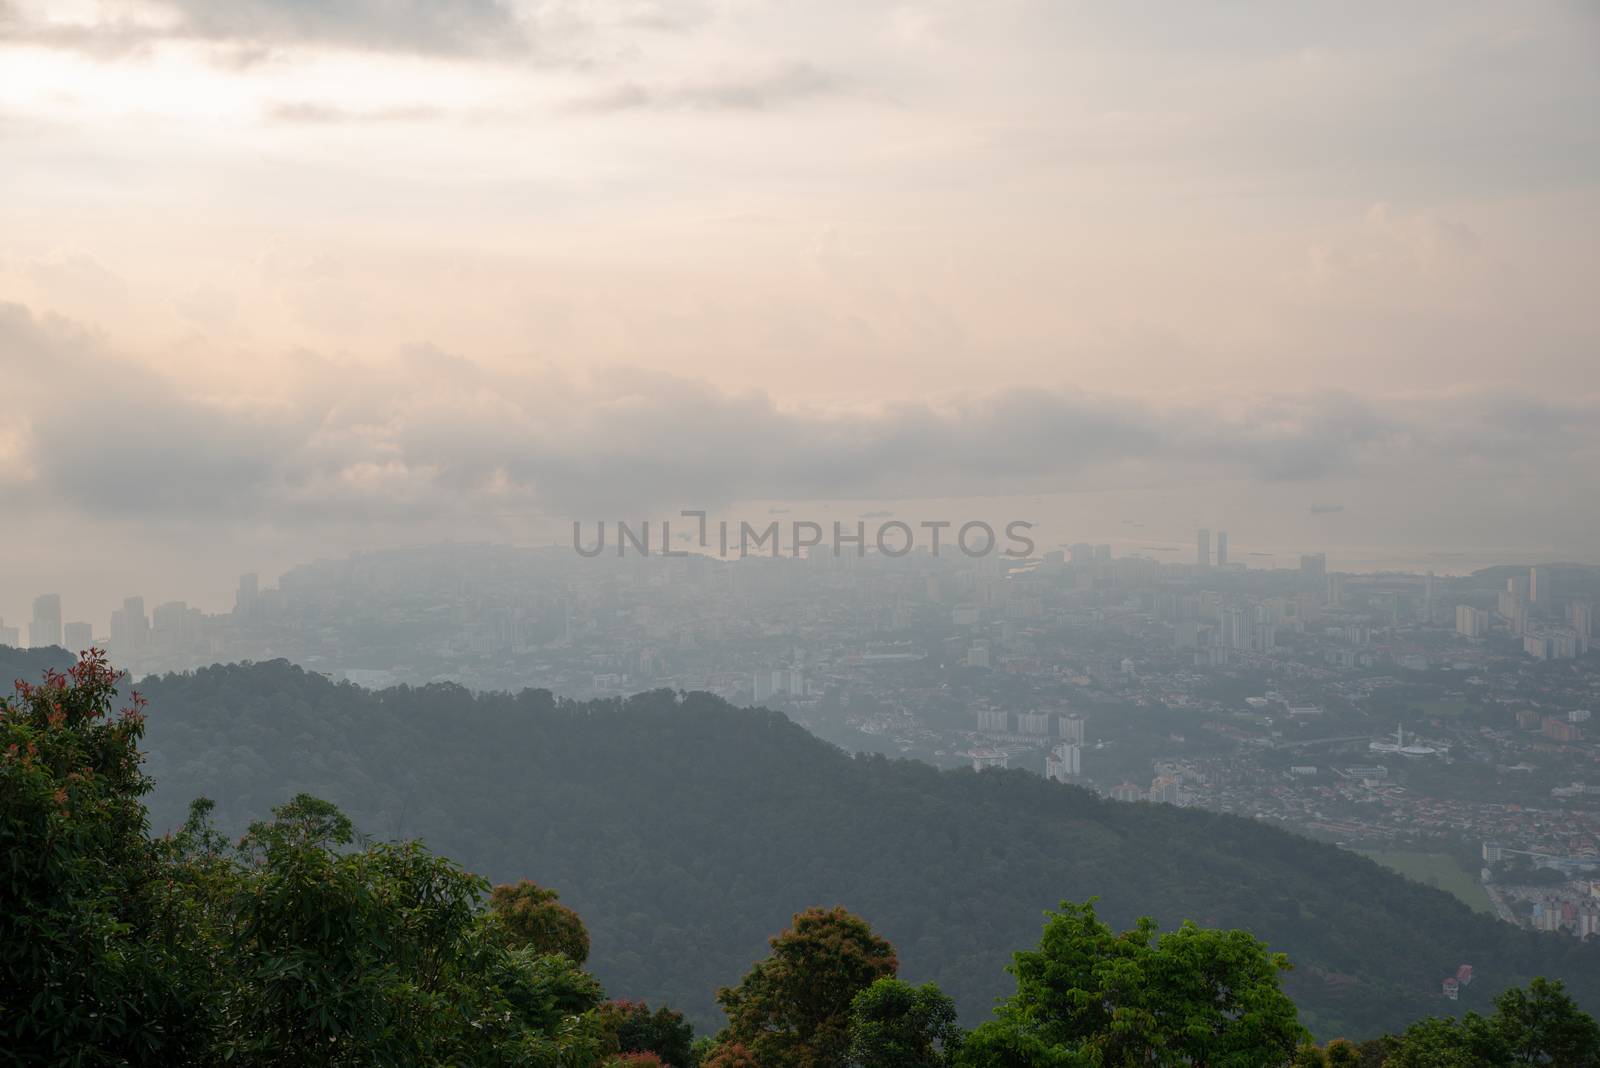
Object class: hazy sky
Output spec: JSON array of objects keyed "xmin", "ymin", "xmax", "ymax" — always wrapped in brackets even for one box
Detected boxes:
[{"xmin": 2, "ymin": 1, "xmax": 1598, "ymax": 626}]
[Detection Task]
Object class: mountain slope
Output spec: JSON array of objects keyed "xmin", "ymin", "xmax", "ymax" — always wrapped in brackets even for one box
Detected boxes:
[{"xmin": 128, "ymin": 659, "xmax": 1599, "ymax": 1040}]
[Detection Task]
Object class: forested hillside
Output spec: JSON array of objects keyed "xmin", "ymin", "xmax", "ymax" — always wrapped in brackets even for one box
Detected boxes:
[{"xmin": 114, "ymin": 658, "xmax": 1600, "ymax": 1041}]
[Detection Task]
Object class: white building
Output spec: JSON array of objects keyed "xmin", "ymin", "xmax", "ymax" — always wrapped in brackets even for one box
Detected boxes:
[
  {"xmin": 976, "ymin": 708, "xmax": 1010, "ymax": 733},
  {"xmin": 1455, "ymin": 604, "xmax": 1489, "ymax": 639},
  {"xmin": 1016, "ymin": 711, "xmax": 1051, "ymax": 735},
  {"xmin": 1046, "ymin": 742, "xmax": 1082, "ymax": 782}
]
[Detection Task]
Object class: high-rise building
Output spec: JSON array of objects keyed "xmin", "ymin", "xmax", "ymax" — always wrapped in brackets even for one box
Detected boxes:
[
  {"xmin": 1253, "ymin": 621, "xmax": 1277, "ymax": 652},
  {"xmin": 1151, "ymin": 775, "xmax": 1182, "ymax": 805},
  {"xmin": 1423, "ymin": 572, "xmax": 1436, "ymax": 623},
  {"xmin": 236, "ymin": 572, "xmax": 259, "ymax": 618},
  {"xmin": 1220, "ymin": 605, "xmax": 1250, "ymax": 650},
  {"xmin": 1568, "ymin": 601, "xmax": 1593, "ymax": 639},
  {"xmin": 1455, "ymin": 604, "xmax": 1489, "ymax": 639},
  {"xmin": 1550, "ymin": 629, "xmax": 1584, "ymax": 659},
  {"xmin": 1299, "ymin": 553, "xmax": 1326, "ymax": 592},
  {"xmin": 0, "ymin": 619, "xmax": 18, "ymax": 647},
  {"xmin": 1196, "ymin": 528, "xmax": 1210, "ymax": 567},
  {"xmin": 1216, "ymin": 530, "xmax": 1228, "ymax": 567},
  {"xmin": 1045, "ymin": 742, "xmax": 1082, "ymax": 782},
  {"xmin": 1017, "ymin": 711, "xmax": 1050, "ymax": 735},
  {"xmin": 111, "ymin": 596, "xmax": 149, "ymax": 656},
  {"xmin": 1327, "ymin": 573, "xmax": 1347, "ymax": 607},
  {"xmin": 976, "ymin": 708, "xmax": 1010, "ymax": 733},
  {"xmin": 1069, "ymin": 543, "xmax": 1092, "ymax": 567},
  {"xmin": 63, "ymin": 621, "xmax": 93, "ymax": 651},
  {"xmin": 753, "ymin": 668, "xmax": 805, "ymax": 703},
  {"xmin": 1058, "ymin": 713, "xmax": 1086, "ymax": 743},
  {"xmin": 1529, "ymin": 567, "xmax": 1548, "ymax": 607},
  {"xmin": 30, "ymin": 594, "xmax": 62, "ymax": 649}
]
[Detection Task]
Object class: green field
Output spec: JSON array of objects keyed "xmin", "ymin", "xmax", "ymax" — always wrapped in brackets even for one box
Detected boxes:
[{"xmin": 1356, "ymin": 849, "xmax": 1494, "ymax": 915}]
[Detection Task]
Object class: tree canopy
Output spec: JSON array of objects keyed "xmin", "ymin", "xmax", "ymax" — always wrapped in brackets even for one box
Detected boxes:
[
  {"xmin": 127, "ymin": 658, "xmax": 1600, "ymax": 1039},
  {"xmin": 5, "ymin": 652, "xmax": 1599, "ymax": 1068},
  {"xmin": 957, "ymin": 900, "xmax": 1307, "ymax": 1067},
  {"xmin": 715, "ymin": 906, "xmax": 899, "ymax": 1068}
]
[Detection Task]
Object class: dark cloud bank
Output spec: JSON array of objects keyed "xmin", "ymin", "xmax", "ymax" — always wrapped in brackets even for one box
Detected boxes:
[{"xmin": 4, "ymin": 301, "xmax": 1596, "ymax": 541}]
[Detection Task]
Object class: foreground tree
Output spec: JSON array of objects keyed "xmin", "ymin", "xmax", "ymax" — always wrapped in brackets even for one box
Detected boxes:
[
  {"xmin": 220, "ymin": 795, "xmax": 494, "ymax": 1065},
  {"xmin": 0, "ymin": 653, "xmax": 210, "ymax": 1063},
  {"xmin": 702, "ymin": 1043, "xmax": 763, "ymax": 1068},
  {"xmin": 2, "ymin": 652, "xmax": 618, "ymax": 1067},
  {"xmin": 849, "ymin": 977, "xmax": 963, "ymax": 1068},
  {"xmin": 716, "ymin": 906, "xmax": 899, "ymax": 1068},
  {"xmin": 1385, "ymin": 977, "xmax": 1600, "ymax": 1068},
  {"xmin": 1491, "ymin": 977, "xmax": 1600, "ymax": 1066},
  {"xmin": 489, "ymin": 879, "xmax": 593, "ymax": 963},
  {"xmin": 1291, "ymin": 1039, "xmax": 1367, "ymax": 1067},
  {"xmin": 601, "ymin": 999, "xmax": 697, "ymax": 1068},
  {"xmin": 957, "ymin": 900, "xmax": 1307, "ymax": 1068}
]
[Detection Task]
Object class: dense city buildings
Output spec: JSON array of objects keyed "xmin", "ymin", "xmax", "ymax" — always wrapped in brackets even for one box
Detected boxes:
[{"xmin": 9, "ymin": 537, "xmax": 1600, "ymax": 939}]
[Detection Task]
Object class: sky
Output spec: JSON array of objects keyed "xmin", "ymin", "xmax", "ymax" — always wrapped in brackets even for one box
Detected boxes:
[{"xmin": 2, "ymin": 0, "xmax": 1598, "ymax": 628}]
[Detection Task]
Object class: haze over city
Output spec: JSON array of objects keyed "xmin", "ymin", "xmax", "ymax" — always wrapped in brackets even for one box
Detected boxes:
[
  {"xmin": 6, "ymin": 5, "xmax": 1600, "ymax": 1062},
  {"xmin": 3, "ymin": 0, "xmax": 1599, "ymax": 627}
]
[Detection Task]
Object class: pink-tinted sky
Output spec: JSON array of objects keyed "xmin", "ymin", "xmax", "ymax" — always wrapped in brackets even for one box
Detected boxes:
[{"xmin": 2, "ymin": 1, "xmax": 1598, "ymax": 627}]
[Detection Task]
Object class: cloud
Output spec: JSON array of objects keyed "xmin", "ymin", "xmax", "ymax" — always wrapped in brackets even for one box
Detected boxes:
[
  {"xmin": 1, "ymin": 0, "xmax": 720, "ymax": 63},
  {"xmin": 264, "ymin": 101, "xmax": 445, "ymax": 124},
  {"xmin": 169, "ymin": 0, "xmax": 521, "ymax": 55},
  {"xmin": 0, "ymin": 304, "xmax": 314, "ymax": 516},
  {"xmin": 4, "ymin": 301, "xmax": 1596, "ymax": 539},
  {"xmin": 1, "ymin": 0, "xmax": 526, "ymax": 58},
  {"xmin": 567, "ymin": 62, "xmax": 844, "ymax": 113}
]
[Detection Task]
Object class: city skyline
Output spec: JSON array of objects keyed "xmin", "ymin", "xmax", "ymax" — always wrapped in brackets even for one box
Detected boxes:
[{"xmin": 5, "ymin": 2, "xmax": 1600, "ymax": 1053}]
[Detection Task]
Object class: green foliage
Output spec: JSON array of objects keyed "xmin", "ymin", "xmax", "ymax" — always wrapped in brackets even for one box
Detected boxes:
[
  {"xmin": 718, "ymin": 906, "xmax": 899, "ymax": 1068},
  {"xmin": 9, "ymin": 653, "xmax": 1600, "ymax": 1068},
  {"xmin": 133, "ymin": 662, "xmax": 1600, "ymax": 1038},
  {"xmin": 1290, "ymin": 1041, "xmax": 1375, "ymax": 1068},
  {"xmin": 1386, "ymin": 977, "xmax": 1600, "ymax": 1068},
  {"xmin": 221, "ymin": 797, "xmax": 496, "ymax": 1066},
  {"xmin": 0, "ymin": 653, "xmax": 623, "ymax": 1068},
  {"xmin": 1322, "ymin": 1038, "xmax": 1365, "ymax": 1067},
  {"xmin": 1384, "ymin": 1017, "xmax": 1491, "ymax": 1068},
  {"xmin": 849, "ymin": 978, "xmax": 963, "ymax": 1068},
  {"xmin": 601, "ymin": 999, "xmax": 698, "ymax": 1068},
  {"xmin": 1490, "ymin": 976, "xmax": 1600, "ymax": 1065},
  {"xmin": 0, "ymin": 652, "xmax": 207, "ymax": 1065},
  {"xmin": 489, "ymin": 879, "xmax": 592, "ymax": 963},
  {"xmin": 957, "ymin": 900, "xmax": 1307, "ymax": 1068}
]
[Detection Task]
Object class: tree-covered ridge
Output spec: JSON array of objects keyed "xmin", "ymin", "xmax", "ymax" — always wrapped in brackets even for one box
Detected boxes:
[
  {"xmin": 121, "ymin": 658, "xmax": 1600, "ymax": 1041},
  {"xmin": 3, "ymin": 653, "xmax": 1597, "ymax": 1066}
]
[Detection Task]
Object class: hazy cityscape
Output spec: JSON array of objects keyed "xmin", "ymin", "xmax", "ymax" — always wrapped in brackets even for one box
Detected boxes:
[
  {"xmin": 6, "ymin": 1, "xmax": 1600, "ymax": 1061},
  {"xmin": 10, "ymin": 530, "xmax": 1598, "ymax": 954}
]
